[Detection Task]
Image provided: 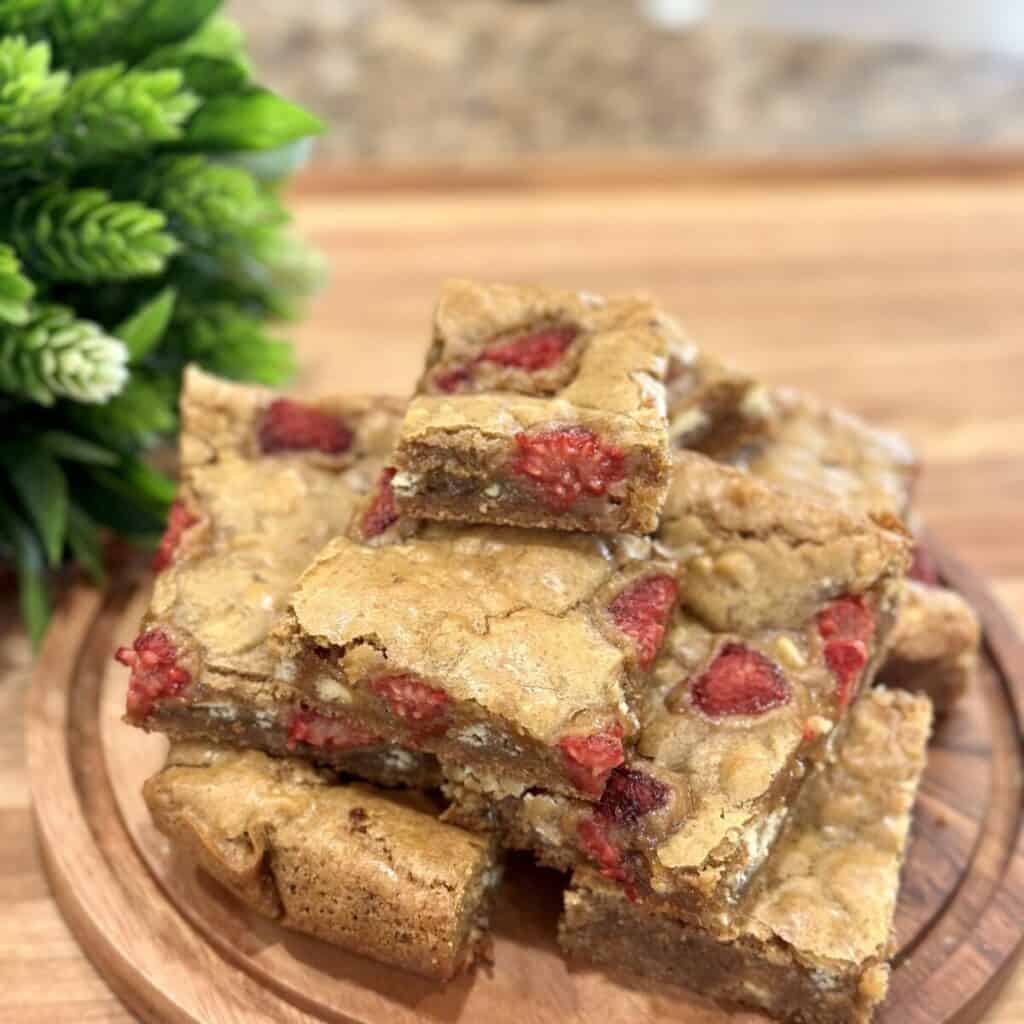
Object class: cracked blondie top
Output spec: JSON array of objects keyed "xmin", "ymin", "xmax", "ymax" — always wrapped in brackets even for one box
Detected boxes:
[
  {"xmin": 655, "ymin": 448, "xmax": 911, "ymax": 633},
  {"xmin": 276, "ymin": 525, "xmax": 679, "ymax": 800},
  {"xmin": 118, "ymin": 368, "xmax": 439, "ymax": 788},
  {"xmin": 727, "ymin": 387, "xmax": 918, "ymax": 521},
  {"xmin": 392, "ymin": 279, "xmax": 673, "ymax": 534},
  {"xmin": 559, "ymin": 687, "xmax": 932, "ymax": 1024},
  {"xmin": 445, "ymin": 566, "xmax": 902, "ymax": 917},
  {"xmin": 144, "ymin": 742, "xmax": 499, "ymax": 980}
]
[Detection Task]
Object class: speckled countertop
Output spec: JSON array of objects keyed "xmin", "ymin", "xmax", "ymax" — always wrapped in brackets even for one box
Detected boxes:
[{"xmin": 226, "ymin": 0, "xmax": 1024, "ymax": 164}]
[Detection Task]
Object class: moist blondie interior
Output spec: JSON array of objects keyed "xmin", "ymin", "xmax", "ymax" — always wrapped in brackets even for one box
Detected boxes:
[
  {"xmin": 559, "ymin": 687, "xmax": 932, "ymax": 1024},
  {"xmin": 274, "ymin": 525, "xmax": 679, "ymax": 801},
  {"xmin": 145, "ymin": 743, "xmax": 499, "ymax": 980},
  {"xmin": 392, "ymin": 279, "xmax": 674, "ymax": 534}
]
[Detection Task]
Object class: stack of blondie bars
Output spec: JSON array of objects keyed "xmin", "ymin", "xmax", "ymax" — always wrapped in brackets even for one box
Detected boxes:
[{"xmin": 120, "ymin": 280, "xmax": 980, "ymax": 1022}]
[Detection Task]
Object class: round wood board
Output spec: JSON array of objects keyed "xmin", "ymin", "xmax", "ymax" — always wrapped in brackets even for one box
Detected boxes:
[{"xmin": 26, "ymin": 541, "xmax": 1024, "ymax": 1024}]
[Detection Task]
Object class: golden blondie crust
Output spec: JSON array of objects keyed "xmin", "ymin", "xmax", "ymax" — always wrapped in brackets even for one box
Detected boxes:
[
  {"xmin": 392, "ymin": 279, "xmax": 673, "ymax": 534},
  {"xmin": 144, "ymin": 743, "xmax": 499, "ymax": 980},
  {"xmin": 656, "ymin": 450, "xmax": 911, "ymax": 633},
  {"xmin": 729, "ymin": 387, "xmax": 918, "ymax": 521},
  {"xmin": 119, "ymin": 368, "xmax": 439, "ymax": 788},
  {"xmin": 559, "ymin": 687, "xmax": 932, "ymax": 1024},
  {"xmin": 275, "ymin": 525, "xmax": 679, "ymax": 801}
]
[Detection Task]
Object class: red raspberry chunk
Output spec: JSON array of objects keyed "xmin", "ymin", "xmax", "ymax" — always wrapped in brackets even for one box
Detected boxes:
[
  {"xmin": 362, "ymin": 467, "xmax": 398, "ymax": 539},
  {"xmin": 817, "ymin": 595, "xmax": 876, "ymax": 710},
  {"xmin": 480, "ymin": 325, "xmax": 578, "ymax": 371},
  {"xmin": 512, "ymin": 426, "xmax": 626, "ymax": 512},
  {"xmin": 115, "ymin": 629, "xmax": 190, "ymax": 720},
  {"xmin": 608, "ymin": 574, "xmax": 679, "ymax": 669},
  {"xmin": 259, "ymin": 399, "xmax": 353, "ymax": 455},
  {"xmin": 434, "ymin": 366, "xmax": 471, "ymax": 393},
  {"xmin": 691, "ymin": 644, "xmax": 789, "ymax": 718},
  {"xmin": 577, "ymin": 817, "xmax": 638, "ymax": 900},
  {"xmin": 369, "ymin": 673, "xmax": 450, "ymax": 731},
  {"xmin": 596, "ymin": 767, "xmax": 669, "ymax": 827},
  {"xmin": 286, "ymin": 707, "xmax": 380, "ymax": 751},
  {"xmin": 559, "ymin": 721, "xmax": 625, "ymax": 796},
  {"xmin": 908, "ymin": 543, "xmax": 939, "ymax": 585},
  {"xmin": 152, "ymin": 498, "xmax": 197, "ymax": 573}
]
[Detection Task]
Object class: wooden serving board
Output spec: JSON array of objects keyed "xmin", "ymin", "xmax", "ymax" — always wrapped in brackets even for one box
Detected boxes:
[{"xmin": 26, "ymin": 542, "xmax": 1024, "ymax": 1024}]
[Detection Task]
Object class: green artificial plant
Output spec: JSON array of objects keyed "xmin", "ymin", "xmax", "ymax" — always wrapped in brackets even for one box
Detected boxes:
[{"xmin": 0, "ymin": 0, "xmax": 325, "ymax": 647}]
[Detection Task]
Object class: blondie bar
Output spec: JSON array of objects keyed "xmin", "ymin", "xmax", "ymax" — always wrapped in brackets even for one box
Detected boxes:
[
  {"xmin": 118, "ymin": 368, "xmax": 439, "ymax": 788},
  {"xmin": 559, "ymin": 687, "xmax": 932, "ymax": 1024},
  {"xmin": 655, "ymin": 449, "xmax": 911, "ymax": 633},
  {"xmin": 144, "ymin": 743, "xmax": 499, "ymax": 980},
  {"xmin": 880, "ymin": 579, "xmax": 979, "ymax": 714},
  {"xmin": 446, "ymin": 568, "xmax": 903, "ymax": 918},
  {"xmin": 727, "ymin": 387, "xmax": 918, "ymax": 521},
  {"xmin": 391, "ymin": 279, "xmax": 673, "ymax": 534},
  {"xmin": 275, "ymin": 525, "xmax": 678, "ymax": 800}
]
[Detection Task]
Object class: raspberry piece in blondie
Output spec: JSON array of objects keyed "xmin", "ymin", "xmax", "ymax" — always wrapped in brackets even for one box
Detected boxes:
[
  {"xmin": 393, "ymin": 279, "xmax": 673, "ymax": 534},
  {"xmin": 369, "ymin": 673, "xmax": 451, "ymax": 732},
  {"xmin": 152, "ymin": 498, "xmax": 198, "ymax": 573},
  {"xmin": 259, "ymin": 398, "xmax": 354, "ymax": 455},
  {"xmin": 607, "ymin": 573, "xmax": 679, "ymax": 669},
  {"xmin": 512, "ymin": 426, "xmax": 626, "ymax": 512},
  {"xmin": 360, "ymin": 467, "xmax": 399, "ymax": 539},
  {"xmin": 818, "ymin": 595, "xmax": 875, "ymax": 709},
  {"xmin": 116, "ymin": 629, "xmax": 191, "ymax": 720},
  {"xmin": 286, "ymin": 707, "xmax": 381, "ymax": 752},
  {"xmin": 690, "ymin": 644, "xmax": 790, "ymax": 718},
  {"xmin": 559, "ymin": 722, "xmax": 625, "ymax": 797},
  {"xmin": 144, "ymin": 744, "xmax": 500, "ymax": 980}
]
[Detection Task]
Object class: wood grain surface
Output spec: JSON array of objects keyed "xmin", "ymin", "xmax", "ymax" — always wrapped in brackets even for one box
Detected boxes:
[{"xmin": 3, "ymin": 163, "xmax": 1024, "ymax": 1021}]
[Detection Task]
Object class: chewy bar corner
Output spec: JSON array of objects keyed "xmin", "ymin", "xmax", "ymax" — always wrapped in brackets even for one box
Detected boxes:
[
  {"xmin": 558, "ymin": 687, "xmax": 933, "ymax": 1024},
  {"xmin": 390, "ymin": 279, "xmax": 675, "ymax": 534},
  {"xmin": 444, "ymin": 448, "xmax": 910, "ymax": 916},
  {"xmin": 144, "ymin": 744, "xmax": 500, "ymax": 981},
  {"xmin": 117, "ymin": 369, "xmax": 440, "ymax": 790},
  {"xmin": 880, "ymin": 579, "xmax": 979, "ymax": 714},
  {"xmin": 276, "ymin": 524, "xmax": 681, "ymax": 801}
]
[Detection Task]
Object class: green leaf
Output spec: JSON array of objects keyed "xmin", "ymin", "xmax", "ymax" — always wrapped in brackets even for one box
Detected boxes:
[
  {"xmin": 67, "ymin": 463, "xmax": 166, "ymax": 538},
  {"xmin": 0, "ymin": 495, "xmax": 48, "ymax": 648},
  {"xmin": 66, "ymin": 500, "xmax": 105, "ymax": 585},
  {"xmin": 36, "ymin": 429, "xmax": 118, "ymax": 465},
  {"xmin": 5, "ymin": 444, "xmax": 68, "ymax": 565},
  {"xmin": 12, "ymin": 186, "xmax": 179, "ymax": 282},
  {"xmin": 0, "ymin": 242, "xmax": 35, "ymax": 324},
  {"xmin": 173, "ymin": 55, "xmax": 247, "ymax": 97},
  {"xmin": 0, "ymin": 0, "xmax": 56, "ymax": 35},
  {"xmin": 116, "ymin": 454, "xmax": 176, "ymax": 505},
  {"xmin": 115, "ymin": 286, "xmax": 176, "ymax": 361},
  {"xmin": 50, "ymin": 64, "xmax": 199, "ymax": 169},
  {"xmin": 67, "ymin": 371, "xmax": 176, "ymax": 450},
  {"xmin": 112, "ymin": 0, "xmax": 221, "ymax": 61},
  {"xmin": 185, "ymin": 88, "xmax": 322, "ymax": 151},
  {"xmin": 45, "ymin": 0, "xmax": 144, "ymax": 68},
  {"xmin": 0, "ymin": 37, "xmax": 68, "ymax": 176}
]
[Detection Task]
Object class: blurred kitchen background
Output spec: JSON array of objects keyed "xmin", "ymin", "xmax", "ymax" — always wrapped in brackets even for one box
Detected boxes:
[{"xmin": 226, "ymin": 0, "xmax": 1024, "ymax": 164}]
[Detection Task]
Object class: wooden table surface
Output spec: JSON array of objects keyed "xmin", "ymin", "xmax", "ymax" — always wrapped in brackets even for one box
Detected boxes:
[{"xmin": 3, "ymin": 162, "xmax": 1024, "ymax": 1022}]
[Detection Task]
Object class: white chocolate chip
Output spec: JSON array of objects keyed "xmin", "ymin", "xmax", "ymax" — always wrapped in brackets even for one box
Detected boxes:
[
  {"xmin": 390, "ymin": 470, "xmax": 418, "ymax": 495},
  {"xmin": 714, "ymin": 550, "xmax": 758, "ymax": 589},
  {"xmin": 774, "ymin": 635, "xmax": 807, "ymax": 669},
  {"xmin": 669, "ymin": 405, "xmax": 709, "ymax": 440}
]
